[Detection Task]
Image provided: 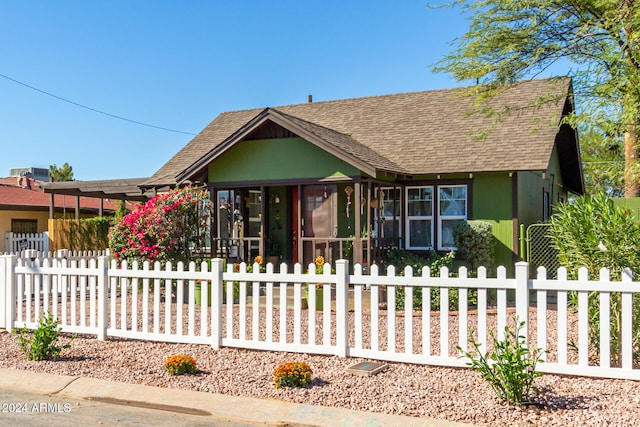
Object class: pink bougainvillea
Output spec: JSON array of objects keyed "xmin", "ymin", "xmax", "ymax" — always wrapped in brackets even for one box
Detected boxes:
[{"xmin": 108, "ymin": 186, "xmax": 210, "ymax": 264}]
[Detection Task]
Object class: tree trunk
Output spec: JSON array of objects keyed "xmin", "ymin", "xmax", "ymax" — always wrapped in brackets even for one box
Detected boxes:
[{"xmin": 624, "ymin": 130, "xmax": 640, "ymax": 197}]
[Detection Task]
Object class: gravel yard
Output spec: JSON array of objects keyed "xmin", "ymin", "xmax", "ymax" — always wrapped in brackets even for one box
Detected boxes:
[{"xmin": 2, "ymin": 305, "xmax": 640, "ymax": 427}]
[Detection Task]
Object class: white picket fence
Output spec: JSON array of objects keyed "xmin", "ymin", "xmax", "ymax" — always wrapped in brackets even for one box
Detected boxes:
[
  {"xmin": 0, "ymin": 249, "xmax": 109, "ymax": 260},
  {"xmin": 4, "ymin": 232, "xmax": 49, "ymax": 253},
  {"xmin": 0, "ymin": 254, "xmax": 639, "ymax": 381}
]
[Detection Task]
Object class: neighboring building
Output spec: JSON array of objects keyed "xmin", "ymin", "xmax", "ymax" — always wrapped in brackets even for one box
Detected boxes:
[
  {"xmin": 141, "ymin": 77, "xmax": 584, "ymax": 271},
  {"xmin": 9, "ymin": 167, "xmax": 50, "ymax": 182},
  {"xmin": 0, "ymin": 177, "xmax": 118, "ymax": 253}
]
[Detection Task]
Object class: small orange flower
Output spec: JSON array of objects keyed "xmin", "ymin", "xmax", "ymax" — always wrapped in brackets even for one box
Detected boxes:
[
  {"xmin": 234, "ymin": 264, "xmax": 240, "ymax": 272},
  {"xmin": 273, "ymin": 361, "xmax": 313, "ymax": 388},
  {"xmin": 314, "ymin": 256, "xmax": 324, "ymax": 266},
  {"xmin": 164, "ymin": 354, "xmax": 197, "ymax": 375},
  {"xmin": 254, "ymin": 255, "xmax": 263, "ymax": 265}
]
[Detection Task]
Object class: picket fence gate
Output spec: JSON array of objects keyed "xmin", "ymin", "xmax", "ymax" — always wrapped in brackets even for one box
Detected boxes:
[
  {"xmin": 4, "ymin": 232, "xmax": 49, "ymax": 253},
  {"xmin": 0, "ymin": 254, "xmax": 639, "ymax": 381}
]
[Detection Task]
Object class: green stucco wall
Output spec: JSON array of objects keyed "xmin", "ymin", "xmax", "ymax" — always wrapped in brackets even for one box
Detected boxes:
[
  {"xmin": 208, "ymin": 137, "xmax": 361, "ymax": 182},
  {"xmin": 517, "ymin": 147, "xmax": 566, "ymax": 227},
  {"xmin": 471, "ymin": 173, "xmax": 515, "ymax": 271}
]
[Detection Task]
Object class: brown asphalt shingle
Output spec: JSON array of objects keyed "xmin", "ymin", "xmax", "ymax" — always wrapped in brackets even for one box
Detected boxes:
[{"xmin": 144, "ymin": 77, "xmax": 571, "ymax": 187}]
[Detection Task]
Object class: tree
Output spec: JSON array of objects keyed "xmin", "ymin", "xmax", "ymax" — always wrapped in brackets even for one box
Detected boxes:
[
  {"xmin": 432, "ymin": 1, "xmax": 640, "ymax": 197},
  {"xmin": 49, "ymin": 163, "xmax": 74, "ymax": 182},
  {"xmin": 580, "ymin": 125, "xmax": 625, "ymax": 197}
]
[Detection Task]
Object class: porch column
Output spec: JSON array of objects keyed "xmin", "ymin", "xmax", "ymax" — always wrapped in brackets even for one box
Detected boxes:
[
  {"xmin": 99, "ymin": 198, "xmax": 104, "ymax": 217},
  {"xmin": 297, "ymin": 184, "xmax": 302, "ymax": 264},
  {"xmin": 354, "ymin": 182, "xmax": 363, "ymax": 265},
  {"xmin": 49, "ymin": 193, "xmax": 54, "ymax": 219},
  {"xmin": 210, "ymin": 185, "xmax": 219, "ymax": 259},
  {"xmin": 366, "ymin": 180, "xmax": 372, "ymax": 266},
  {"xmin": 260, "ymin": 186, "xmax": 266, "ymax": 257},
  {"xmin": 75, "ymin": 196, "xmax": 80, "ymax": 220}
]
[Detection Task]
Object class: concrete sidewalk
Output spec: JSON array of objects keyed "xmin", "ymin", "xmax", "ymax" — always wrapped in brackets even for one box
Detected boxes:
[{"xmin": 0, "ymin": 368, "xmax": 473, "ymax": 427}]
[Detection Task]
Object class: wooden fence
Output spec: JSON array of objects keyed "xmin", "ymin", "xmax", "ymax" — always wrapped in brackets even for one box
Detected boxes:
[
  {"xmin": 47, "ymin": 218, "xmax": 110, "ymax": 252},
  {"xmin": 0, "ymin": 255, "xmax": 639, "ymax": 381}
]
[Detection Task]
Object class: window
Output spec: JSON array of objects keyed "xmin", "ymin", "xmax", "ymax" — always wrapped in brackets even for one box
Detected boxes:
[
  {"xmin": 11, "ymin": 219, "xmax": 38, "ymax": 234},
  {"xmin": 406, "ymin": 186, "xmax": 434, "ymax": 249},
  {"xmin": 438, "ymin": 185, "xmax": 467, "ymax": 250},
  {"xmin": 543, "ymin": 191, "xmax": 550, "ymax": 221},
  {"xmin": 402, "ymin": 184, "xmax": 468, "ymax": 251}
]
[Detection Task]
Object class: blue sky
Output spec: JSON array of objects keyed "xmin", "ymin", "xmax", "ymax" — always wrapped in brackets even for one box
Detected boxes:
[{"xmin": 0, "ymin": 1, "xmax": 569, "ymax": 181}]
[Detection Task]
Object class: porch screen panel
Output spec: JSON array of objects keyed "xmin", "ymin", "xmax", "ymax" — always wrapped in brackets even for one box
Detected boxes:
[
  {"xmin": 247, "ymin": 190, "xmax": 261, "ymax": 237},
  {"xmin": 303, "ymin": 186, "xmax": 334, "ymax": 265},
  {"xmin": 381, "ymin": 188, "xmax": 401, "ymax": 239},
  {"xmin": 217, "ymin": 191, "xmax": 234, "ymax": 239}
]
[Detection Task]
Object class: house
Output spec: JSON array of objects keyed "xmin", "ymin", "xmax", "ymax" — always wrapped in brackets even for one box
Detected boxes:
[
  {"xmin": 146, "ymin": 78, "xmax": 583, "ymax": 270},
  {"xmin": 0, "ymin": 175, "xmax": 122, "ymax": 253},
  {"xmin": 141, "ymin": 77, "xmax": 584, "ymax": 271}
]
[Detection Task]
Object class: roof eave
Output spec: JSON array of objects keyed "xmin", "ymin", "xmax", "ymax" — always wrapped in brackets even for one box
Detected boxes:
[{"xmin": 176, "ymin": 108, "xmax": 380, "ymax": 183}]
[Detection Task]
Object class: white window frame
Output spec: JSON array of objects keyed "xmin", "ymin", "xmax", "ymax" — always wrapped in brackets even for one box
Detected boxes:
[
  {"xmin": 437, "ymin": 184, "xmax": 467, "ymax": 250},
  {"xmin": 405, "ymin": 186, "xmax": 434, "ymax": 250}
]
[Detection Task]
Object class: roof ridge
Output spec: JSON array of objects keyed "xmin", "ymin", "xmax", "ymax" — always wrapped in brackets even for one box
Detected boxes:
[{"xmin": 223, "ymin": 76, "xmax": 570, "ymax": 113}]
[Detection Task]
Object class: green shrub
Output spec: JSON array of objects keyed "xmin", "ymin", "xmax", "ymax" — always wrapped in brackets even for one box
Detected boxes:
[
  {"xmin": 453, "ymin": 220, "xmax": 494, "ymax": 272},
  {"xmin": 384, "ymin": 249, "xmax": 478, "ymax": 311},
  {"xmin": 458, "ymin": 320, "xmax": 545, "ymax": 405},
  {"xmin": 13, "ymin": 314, "xmax": 72, "ymax": 361},
  {"xmin": 69, "ymin": 217, "xmax": 112, "ymax": 251},
  {"xmin": 549, "ymin": 193, "xmax": 640, "ymax": 279},
  {"xmin": 549, "ymin": 193, "xmax": 640, "ymax": 366},
  {"xmin": 384, "ymin": 248, "xmax": 453, "ymax": 276}
]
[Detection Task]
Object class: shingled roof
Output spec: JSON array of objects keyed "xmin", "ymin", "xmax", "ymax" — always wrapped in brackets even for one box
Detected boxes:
[{"xmin": 144, "ymin": 77, "xmax": 577, "ymax": 188}]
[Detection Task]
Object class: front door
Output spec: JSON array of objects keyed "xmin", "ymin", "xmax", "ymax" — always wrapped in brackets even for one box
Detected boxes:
[{"xmin": 302, "ymin": 185, "xmax": 336, "ymax": 266}]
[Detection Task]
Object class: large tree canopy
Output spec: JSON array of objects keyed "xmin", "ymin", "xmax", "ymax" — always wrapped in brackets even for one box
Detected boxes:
[{"xmin": 432, "ymin": 0, "xmax": 640, "ymax": 196}]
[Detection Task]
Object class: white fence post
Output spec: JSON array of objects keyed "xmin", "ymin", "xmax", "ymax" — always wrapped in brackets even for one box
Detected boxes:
[
  {"xmin": 96, "ymin": 256, "xmax": 109, "ymax": 340},
  {"xmin": 0, "ymin": 255, "xmax": 17, "ymax": 330},
  {"xmin": 335, "ymin": 259, "xmax": 349, "ymax": 357},
  {"xmin": 0, "ymin": 255, "xmax": 6, "ymax": 329},
  {"xmin": 515, "ymin": 261, "xmax": 530, "ymax": 348},
  {"xmin": 210, "ymin": 258, "xmax": 224, "ymax": 350}
]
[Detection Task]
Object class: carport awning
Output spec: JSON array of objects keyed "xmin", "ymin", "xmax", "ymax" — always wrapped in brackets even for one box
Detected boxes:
[{"xmin": 41, "ymin": 178, "xmax": 155, "ymax": 201}]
